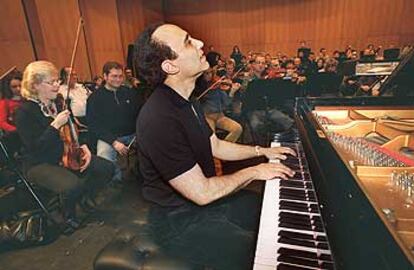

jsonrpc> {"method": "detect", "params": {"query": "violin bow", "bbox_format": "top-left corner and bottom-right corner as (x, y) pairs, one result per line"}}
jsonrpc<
(196, 62), (247, 101)
(64, 17), (83, 109)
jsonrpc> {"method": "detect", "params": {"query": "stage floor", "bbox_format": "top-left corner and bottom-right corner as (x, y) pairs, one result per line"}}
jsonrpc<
(0, 157), (264, 270)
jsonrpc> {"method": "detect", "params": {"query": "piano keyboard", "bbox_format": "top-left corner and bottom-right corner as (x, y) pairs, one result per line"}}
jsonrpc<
(253, 141), (335, 270)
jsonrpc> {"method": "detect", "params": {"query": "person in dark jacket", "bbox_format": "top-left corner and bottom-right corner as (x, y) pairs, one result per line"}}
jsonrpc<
(86, 61), (143, 182)
(15, 61), (114, 232)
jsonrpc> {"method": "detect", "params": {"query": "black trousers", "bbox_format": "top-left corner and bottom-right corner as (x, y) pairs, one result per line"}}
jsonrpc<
(27, 156), (114, 218)
(148, 190), (262, 270)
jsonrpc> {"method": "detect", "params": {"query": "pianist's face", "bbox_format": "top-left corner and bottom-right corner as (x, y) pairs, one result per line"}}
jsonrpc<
(152, 24), (209, 79)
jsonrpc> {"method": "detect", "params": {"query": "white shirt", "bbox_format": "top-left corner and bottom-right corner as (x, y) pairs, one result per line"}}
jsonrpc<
(58, 83), (91, 117)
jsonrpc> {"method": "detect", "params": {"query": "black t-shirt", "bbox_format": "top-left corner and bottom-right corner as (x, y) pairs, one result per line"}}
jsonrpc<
(136, 84), (215, 207)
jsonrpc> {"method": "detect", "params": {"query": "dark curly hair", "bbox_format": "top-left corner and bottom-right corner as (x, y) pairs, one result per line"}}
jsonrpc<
(134, 23), (178, 87)
(0, 71), (22, 99)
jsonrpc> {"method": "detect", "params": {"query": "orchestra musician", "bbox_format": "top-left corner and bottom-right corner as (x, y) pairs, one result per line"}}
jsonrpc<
(0, 70), (23, 154)
(135, 23), (295, 270)
(15, 61), (114, 232)
(200, 60), (243, 143)
(58, 66), (91, 126)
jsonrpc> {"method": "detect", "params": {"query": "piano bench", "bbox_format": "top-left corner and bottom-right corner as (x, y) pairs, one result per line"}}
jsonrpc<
(93, 224), (196, 270)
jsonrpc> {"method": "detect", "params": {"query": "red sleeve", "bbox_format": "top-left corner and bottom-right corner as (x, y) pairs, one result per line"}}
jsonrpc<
(0, 99), (16, 132)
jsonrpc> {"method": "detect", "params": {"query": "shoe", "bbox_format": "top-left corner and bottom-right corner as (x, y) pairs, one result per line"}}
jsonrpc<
(62, 218), (80, 235)
(79, 197), (97, 213)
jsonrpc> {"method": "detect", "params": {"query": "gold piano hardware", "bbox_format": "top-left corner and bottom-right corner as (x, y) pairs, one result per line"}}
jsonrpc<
(313, 107), (414, 262)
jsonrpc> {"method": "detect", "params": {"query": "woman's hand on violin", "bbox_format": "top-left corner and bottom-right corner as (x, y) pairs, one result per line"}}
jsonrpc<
(79, 144), (92, 172)
(112, 140), (129, 156)
(51, 110), (70, 129)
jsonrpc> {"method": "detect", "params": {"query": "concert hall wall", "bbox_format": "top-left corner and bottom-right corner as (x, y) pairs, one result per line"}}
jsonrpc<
(1, 0), (414, 79)
(164, 0), (414, 57)
(0, 0), (163, 80)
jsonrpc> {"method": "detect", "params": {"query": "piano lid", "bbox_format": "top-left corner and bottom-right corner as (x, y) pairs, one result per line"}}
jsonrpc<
(379, 46), (414, 97)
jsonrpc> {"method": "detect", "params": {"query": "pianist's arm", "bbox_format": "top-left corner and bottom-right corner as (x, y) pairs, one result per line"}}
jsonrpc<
(209, 134), (296, 161)
(170, 162), (294, 206)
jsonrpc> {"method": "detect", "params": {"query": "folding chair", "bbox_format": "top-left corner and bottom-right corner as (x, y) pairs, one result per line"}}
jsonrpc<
(0, 137), (57, 224)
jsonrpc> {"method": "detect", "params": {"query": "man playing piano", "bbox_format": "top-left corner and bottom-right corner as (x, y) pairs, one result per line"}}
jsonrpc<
(134, 23), (296, 270)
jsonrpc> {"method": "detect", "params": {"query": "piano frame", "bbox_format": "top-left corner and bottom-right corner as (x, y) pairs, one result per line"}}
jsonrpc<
(295, 96), (414, 270)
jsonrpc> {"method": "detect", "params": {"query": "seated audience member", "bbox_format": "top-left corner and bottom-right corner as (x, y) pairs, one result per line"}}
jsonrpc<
(0, 71), (23, 154)
(87, 61), (143, 182)
(206, 45), (221, 67)
(313, 58), (342, 97)
(297, 40), (311, 60)
(15, 61), (114, 232)
(319, 47), (329, 60)
(58, 67), (91, 126)
(230, 45), (243, 68)
(316, 58), (325, 72)
(134, 23), (295, 270)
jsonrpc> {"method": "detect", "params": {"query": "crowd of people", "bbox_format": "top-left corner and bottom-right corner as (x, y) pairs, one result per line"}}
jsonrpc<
(193, 41), (404, 144)
(0, 22), (405, 269)
(0, 61), (143, 233)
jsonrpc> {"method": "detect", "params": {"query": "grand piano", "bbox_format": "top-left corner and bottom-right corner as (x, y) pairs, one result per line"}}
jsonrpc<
(253, 47), (414, 270)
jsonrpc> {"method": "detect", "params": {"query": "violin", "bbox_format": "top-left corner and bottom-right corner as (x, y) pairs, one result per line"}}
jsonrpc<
(59, 18), (85, 171)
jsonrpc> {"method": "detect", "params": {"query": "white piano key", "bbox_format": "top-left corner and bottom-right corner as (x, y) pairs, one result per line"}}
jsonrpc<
(253, 141), (334, 270)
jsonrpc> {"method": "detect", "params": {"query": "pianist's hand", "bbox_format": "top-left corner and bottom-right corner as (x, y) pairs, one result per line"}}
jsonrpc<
(253, 163), (295, 180)
(261, 146), (296, 160)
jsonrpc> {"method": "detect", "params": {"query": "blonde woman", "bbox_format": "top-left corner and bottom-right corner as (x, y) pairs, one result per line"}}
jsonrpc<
(15, 61), (114, 233)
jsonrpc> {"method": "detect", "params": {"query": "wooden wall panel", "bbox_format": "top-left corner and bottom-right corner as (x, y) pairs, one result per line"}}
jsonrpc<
(28, 0), (91, 81)
(117, 0), (163, 58)
(0, 0), (34, 74)
(79, 0), (125, 77)
(2, 0), (413, 79)
(164, 0), (414, 57)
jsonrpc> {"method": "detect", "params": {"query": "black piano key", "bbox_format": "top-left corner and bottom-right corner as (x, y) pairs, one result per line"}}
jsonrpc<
(278, 236), (317, 249)
(280, 180), (313, 189)
(278, 247), (333, 262)
(280, 192), (317, 203)
(280, 180), (304, 188)
(279, 221), (312, 231)
(280, 211), (315, 221)
(280, 193), (311, 202)
(320, 254), (333, 262)
(280, 220), (324, 233)
(277, 254), (320, 268)
(278, 255), (334, 270)
(279, 230), (320, 242)
(317, 242), (330, 250)
(321, 261), (335, 270)
(280, 200), (319, 213)
(279, 215), (315, 227)
(280, 216), (312, 228)
(310, 204), (319, 212)
(281, 187), (315, 195)
(277, 263), (315, 270)
(278, 247), (317, 260)
(280, 215), (324, 231)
